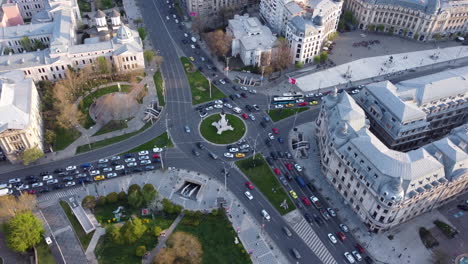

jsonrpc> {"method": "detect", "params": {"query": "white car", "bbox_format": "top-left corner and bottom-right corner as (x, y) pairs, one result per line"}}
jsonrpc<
(18, 184), (30, 190)
(340, 224), (349, 232)
(199, 112), (207, 118)
(172, 14), (176, 18)
(219, 79), (226, 85)
(352, 251), (362, 262)
(205, 106), (214, 111)
(224, 153), (234, 158)
(107, 172), (117, 178)
(127, 162), (137, 167)
(214, 104), (223, 109)
(268, 133), (274, 140)
(232, 107), (241, 113)
(315, 92), (323, 97)
(240, 86), (248, 91)
(249, 89), (257, 94)
(240, 144), (250, 149)
(249, 114), (256, 121)
(8, 178), (21, 184)
(139, 155), (150, 160)
(244, 191), (253, 200)
(224, 103), (233, 109)
(42, 175), (53, 181)
(110, 156), (121, 161)
(32, 182), (43, 188)
(140, 160), (151, 165)
(66, 165), (76, 171)
(90, 170), (100, 176)
(166, 16), (170, 20)
(261, 209), (271, 221)
(191, 44), (195, 49)
(294, 164), (303, 172)
(344, 252), (356, 264)
(184, 33), (188, 37)
(296, 98), (304, 103)
(65, 181), (75, 187)
(153, 148), (163, 153)
(125, 158), (136, 163)
(46, 179), (58, 185)
(229, 147), (239, 153)
(351, 89), (360, 94)
(98, 158), (108, 164)
(138, 150), (149, 156)
(328, 233), (337, 244)
(214, 100), (223, 105)
(103, 167), (113, 173)
(200, 57), (205, 61)
(115, 165), (125, 170)
(45, 237), (52, 245)
(274, 104), (284, 109)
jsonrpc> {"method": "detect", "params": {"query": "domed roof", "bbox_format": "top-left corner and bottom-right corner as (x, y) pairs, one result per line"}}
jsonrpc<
(96, 9), (106, 19)
(379, 177), (404, 203)
(116, 25), (133, 40)
(111, 9), (120, 17)
(313, 15), (323, 26)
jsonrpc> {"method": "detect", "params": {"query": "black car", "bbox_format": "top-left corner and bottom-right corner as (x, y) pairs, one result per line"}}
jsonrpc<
(304, 213), (313, 223)
(206, 102), (216, 107)
(198, 66), (203, 72)
(197, 142), (205, 150)
(144, 166), (155, 171)
(124, 153), (134, 158)
(265, 139), (272, 147)
(314, 215), (324, 226)
(270, 152), (278, 160)
(277, 151), (284, 158)
(192, 149), (200, 156)
(240, 92), (247, 98)
(260, 121), (267, 128)
(457, 204), (468, 211)
(58, 171), (69, 177)
(53, 184), (65, 190)
(285, 173), (293, 181)
(182, 39), (188, 44)
(229, 94), (236, 100)
(54, 168), (65, 173)
(222, 97), (228, 103)
(265, 157), (274, 165)
(307, 182), (316, 192)
(245, 104), (253, 111)
(364, 256), (374, 264)
(232, 85), (238, 91)
(97, 163), (108, 168)
(39, 187), (50, 193)
(78, 177), (92, 184)
(132, 167), (144, 173)
(111, 161), (120, 166)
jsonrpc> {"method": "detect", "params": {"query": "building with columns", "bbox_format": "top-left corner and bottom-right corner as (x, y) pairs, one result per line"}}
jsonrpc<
(345, 0), (468, 41)
(315, 78), (468, 233)
(0, 70), (43, 163)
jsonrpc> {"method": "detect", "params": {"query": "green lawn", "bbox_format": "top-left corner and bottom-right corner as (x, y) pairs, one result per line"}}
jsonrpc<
(200, 114), (246, 144)
(122, 132), (173, 154)
(78, 0), (91, 12)
(180, 57), (225, 105)
(93, 120), (129, 136)
(78, 84), (131, 129)
(53, 126), (81, 151)
(95, 0), (114, 9)
(36, 240), (55, 264)
(153, 71), (165, 106)
(236, 155), (295, 215)
(59, 201), (95, 251)
(76, 122), (151, 154)
(175, 212), (251, 264)
(268, 107), (309, 122)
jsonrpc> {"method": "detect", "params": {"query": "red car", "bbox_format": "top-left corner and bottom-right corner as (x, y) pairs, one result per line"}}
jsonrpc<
(245, 181), (254, 190)
(152, 154), (161, 159)
(272, 128), (279, 134)
(355, 243), (365, 254)
(301, 196), (311, 206)
(242, 113), (249, 119)
(273, 168), (281, 175)
(298, 102), (308, 106)
(337, 232), (346, 241)
(26, 189), (37, 194)
(285, 163), (293, 171)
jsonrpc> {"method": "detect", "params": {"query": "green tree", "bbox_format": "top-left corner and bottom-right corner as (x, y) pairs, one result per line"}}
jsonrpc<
(95, 57), (111, 74)
(319, 51), (328, 63)
(162, 198), (175, 214)
(44, 129), (56, 145)
(295, 62), (304, 69)
(367, 24), (375, 32)
(142, 184), (157, 205)
(138, 27), (147, 40)
(377, 24), (385, 32)
(432, 33), (442, 40)
(96, 196), (107, 206)
(21, 147), (44, 165)
(81, 195), (96, 209)
(128, 184), (141, 194)
(414, 33), (420, 40)
(313, 56), (320, 64)
(106, 192), (119, 204)
(136, 245), (146, 257)
(121, 217), (147, 244)
(153, 226), (162, 237)
(118, 191), (127, 202)
(106, 224), (123, 244)
(128, 190), (144, 209)
(327, 32), (338, 41)
(20, 36), (33, 52)
(144, 50), (155, 64)
(6, 212), (44, 252)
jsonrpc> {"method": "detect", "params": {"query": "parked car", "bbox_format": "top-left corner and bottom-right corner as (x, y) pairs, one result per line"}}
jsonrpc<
(244, 191), (253, 200)
(344, 252), (356, 264)
(328, 233), (337, 244)
(337, 231), (346, 241)
(138, 150), (149, 156)
(245, 182), (254, 190)
(273, 168), (281, 175)
(94, 175), (105, 181)
(340, 224), (349, 232)
(261, 209), (271, 221)
(66, 165), (77, 171)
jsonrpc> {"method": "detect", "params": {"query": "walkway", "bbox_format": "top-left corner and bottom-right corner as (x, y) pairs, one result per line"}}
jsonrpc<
(85, 227), (106, 264)
(143, 213), (184, 264)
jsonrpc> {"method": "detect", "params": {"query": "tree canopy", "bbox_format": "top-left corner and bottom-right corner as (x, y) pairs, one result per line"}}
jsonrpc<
(6, 212), (44, 252)
(21, 147), (44, 165)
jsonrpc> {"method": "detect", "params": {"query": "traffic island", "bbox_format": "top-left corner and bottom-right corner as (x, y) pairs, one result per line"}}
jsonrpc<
(199, 113), (246, 144)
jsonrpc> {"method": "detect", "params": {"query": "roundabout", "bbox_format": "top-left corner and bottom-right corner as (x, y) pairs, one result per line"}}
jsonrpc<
(199, 113), (246, 144)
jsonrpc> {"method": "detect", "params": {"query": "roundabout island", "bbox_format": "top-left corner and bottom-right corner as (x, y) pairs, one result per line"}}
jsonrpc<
(199, 113), (246, 144)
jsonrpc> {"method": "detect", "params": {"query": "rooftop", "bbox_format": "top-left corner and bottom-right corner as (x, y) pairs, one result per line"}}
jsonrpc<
(228, 14), (276, 51)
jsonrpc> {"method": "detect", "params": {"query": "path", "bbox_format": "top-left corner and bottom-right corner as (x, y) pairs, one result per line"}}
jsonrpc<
(85, 227), (106, 264)
(144, 213), (184, 264)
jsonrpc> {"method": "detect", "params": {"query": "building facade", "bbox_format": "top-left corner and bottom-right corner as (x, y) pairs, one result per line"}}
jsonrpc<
(227, 14), (276, 66)
(315, 88), (468, 233)
(9, 0), (48, 19)
(185, 0), (248, 24)
(0, 70), (43, 163)
(355, 68), (468, 152)
(345, 0), (468, 41)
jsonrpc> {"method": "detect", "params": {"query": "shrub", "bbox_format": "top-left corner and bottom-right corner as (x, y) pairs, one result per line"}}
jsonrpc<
(434, 220), (458, 238)
(106, 192), (119, 203)
(96, 196), (107, 206)
(118, 191), (127, 202)
(128, 184), (141, 194)
(419, 227), (439, 249)
(136, 245), (146, 257)
(82, 195), (96, 209)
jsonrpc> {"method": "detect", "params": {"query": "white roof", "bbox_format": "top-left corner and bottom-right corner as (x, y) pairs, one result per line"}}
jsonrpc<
(228, 14), (276, 51)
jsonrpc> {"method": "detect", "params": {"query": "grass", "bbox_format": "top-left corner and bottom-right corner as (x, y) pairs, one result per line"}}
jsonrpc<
(36, 240), (55, 264)
(53, 126), (81, 151)
(268, 107), (309, 122)
(93, 120), (129, 136)
(175, 212), (252, 264)
(122, 132), (173, 154)
(199, 114), (246, 144)
(419, 227), (439, 249)
(78, 0), (91, 12)
(236, 155), (295, 215)
(434, 220), (458, 238)
(95, 0), (114, 10)
(180, 57), (225, 105)
(153, 71), (165, 106)
(59, 201), (95, 251)
(78, 84), (131, 129)
(76, 122), (151, 153)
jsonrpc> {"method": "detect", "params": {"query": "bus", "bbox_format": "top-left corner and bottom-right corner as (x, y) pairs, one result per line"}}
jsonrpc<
(272, 97), (296, 105)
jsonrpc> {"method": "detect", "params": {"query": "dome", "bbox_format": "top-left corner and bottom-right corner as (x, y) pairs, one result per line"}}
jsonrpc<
(313, 15), (323, 26)
(379, 177), (404, 203)
(111, 9), (120, 17)
(95, 9), (106, 19)
(116, 25), (133, 40)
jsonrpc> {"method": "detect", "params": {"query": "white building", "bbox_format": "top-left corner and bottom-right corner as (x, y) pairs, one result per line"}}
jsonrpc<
(0, 70), (43, 163)
(227, 14), (277, 66)
(9, 0), (47, 19)
(346, 0), (468, 41)
(260, 0), (292, 34)
(315, 86), (468, 233)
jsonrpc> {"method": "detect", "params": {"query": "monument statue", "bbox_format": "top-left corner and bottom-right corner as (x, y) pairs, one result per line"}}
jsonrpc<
(212, 113), (234, 135)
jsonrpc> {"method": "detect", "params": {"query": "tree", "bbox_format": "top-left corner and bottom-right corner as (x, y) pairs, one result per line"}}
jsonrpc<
(106, 224), (123, 244)
(319, 51), (328, 63)
(153, 232), (202, 264)
(327, 32), (338, 41)
(153, 226), (162, 237)
(432, 33), (442, 40)
(44, 129), (56, 145)
(142, 184), (157, 205)
(128, 190), (144, 209)
(414, 33), (420, 40)
(205, 30), (232, 58)
(21, 147), (44, 165)
(377, 24), (385, 32)
(106, 192), (119, 203)
(128, 184), (141, 194)
(271, 37), (291, 73)
(81, 195), (96, 209)
(162, 198), (175, 214)
(295, 62), (304, 69)
(118, 191), (127, 202)
(138, 27), (147, 40)
(367, 24), (375, 32)
(20, 36), (33, 52)
(121, 217), (147, 244)
(136, 245), (146, 257)
(191, 16), (206, 35)
(96, 196), (107, 206)
(95, 57), (112, 75)
(6, 212), (44, 252)
(0, 194), (37, 220)
(134, 18), (143, 26)
(144, 50), (155, 64)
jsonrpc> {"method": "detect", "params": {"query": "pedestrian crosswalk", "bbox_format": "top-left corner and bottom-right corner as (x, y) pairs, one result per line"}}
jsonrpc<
(37, 187), (83, 205)
(292, 219), (337, 264)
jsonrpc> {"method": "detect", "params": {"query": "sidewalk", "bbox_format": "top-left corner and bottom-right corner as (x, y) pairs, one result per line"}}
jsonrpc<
(85, 227), (106, 264)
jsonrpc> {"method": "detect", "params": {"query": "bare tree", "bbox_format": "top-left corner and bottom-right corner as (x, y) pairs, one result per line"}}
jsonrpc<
(271, 37), (292, 74)
(0, 194), (37, 220)
(153, 231), (202, 264)
(191, 16), (206, 36)
(206, 29), (232, 58)
(53, 82), (84, 128)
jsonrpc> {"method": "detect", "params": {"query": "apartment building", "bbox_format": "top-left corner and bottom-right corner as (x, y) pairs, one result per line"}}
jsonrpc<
(185, 0), (248, 24)
(315, 88), (468, 233)
(0, 70), (43, 163)
(9, 0), (47, 19)
(345, 0), (468, 41)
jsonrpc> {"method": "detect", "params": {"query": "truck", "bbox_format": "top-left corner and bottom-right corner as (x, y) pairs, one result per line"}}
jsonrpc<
(295, 176), (306, 187)
(191, 37), (197, 43)
(310, 196), (322, 209)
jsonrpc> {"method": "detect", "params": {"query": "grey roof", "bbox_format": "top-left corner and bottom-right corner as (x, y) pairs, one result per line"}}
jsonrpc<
(284, 1), (303, 15)
(361, 0), (440, 14)
(228, 15), (276, 51)
(0, 22), (54, 39)
(111, 9), (120, 17)
(96, 9), (106, 18)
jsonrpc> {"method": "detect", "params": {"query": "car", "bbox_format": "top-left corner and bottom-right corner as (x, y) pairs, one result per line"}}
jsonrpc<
(240, 92), (247, 98)
(285, 103), (294, 108)
(184, 126), (191, 133)
(8, 178), (21, 184)
(344, 252), (356, 264)
(213, 104), (223, 109)
(298, 102), (308, 106)
(296, 98), (304, 103)
(45, 236), (53, 245)
(125, 158), (136, 163)
(301, 196), (311, 206)
(351, 89), (360, 94)
(261, 209), (271, 221)
(337, 231), (346, 241)
(285, 163), (293, 171)
(94, 175), (105, 181)
(138, 150), (149, 156)
(107, 172), (117, 178)
(123, 153), (134, 158)
(224, 153), (234, 158)
(283, 226), (292, 237)
(279, 176), (288, 186)
(314, 215), (324, 226)
(103, 167), (113, 173)
(285, 152), (292, 158)
(340, 224), (349, 232)
(265, 157), (274, 165)
(304, 213), (313, 223)
(46, 179), (58, 185)
(189, 56), (195, 61)
(244, 191), (253, 200)
(42, 175), (53, 181)
(18, 184), (30, 190)
(320, 209), (331, 220)
(248, 114), (256, 120)
(97, 164), (108, 169)
(232, 107), (241, 113)
(224, 103), (233, 109)
(260, 121), (267, 128)
(144, 166), (155, 171)
(198, 111), (207, 118)
(289, 190), (298, 199)
(209, 152), (218, 160)
(197, 142), (205, 150)
(294, 164), (303, 172)
(364, 256), (374, 264)
(140, 160), (151, 165)
(153, 147), (163, 153)
(268, 133), (274, 140)
(66, 165), (77, 171)
(200, 57), (205, 62)
(32, 182), (44, 188)
(219, 79), (226, 85)
(272, 128), (279, 134)
(115, 165), (125, 170)
(139, 155), (149, 160)
(277, 137), (284, 143)
(127, 162), (137, 167)
(252, 104), (260, 111)
(241, 113), (248, 119)
(89, 170), (100, 176)
(62, 176), (74, 181)
(77, 177), (92, 184)
(39, 187), (50, 193)
(65, 181), (76, 187)
(458, 204), (468, 211)
(315, 92), (323, 97)
(235, 153), (245, 158)
(98, 158), (108, 164)
(265, 139), (272, 147)
(273, 168), (280, 175)
(190, 44), (195, 49)
(271, 151), (278, 160)
(310, 100), (319, 105)
(54, 168), (65, 173)
(355, 243), (365, 254)
(328, 233), (337, 244)
(234, 93), (241, 99)
(75, 173), (87, 179)
(327, 208), (337, 217)
(192, 149), (200, 156)
(152, 154), (161, 159)
(240, 86), (248, 91)
(291, 248), (301, 259)
(249, 89), (257, 94)
(274, 104), (284, 109)
(245, 104), (253, 111)
(245, 181), (254, 189)
(229, 147), (239, 153)
(166, 16), (170, 20)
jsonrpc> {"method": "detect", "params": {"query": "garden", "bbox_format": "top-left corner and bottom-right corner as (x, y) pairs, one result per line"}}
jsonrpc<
(199, 114), (246, 144)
